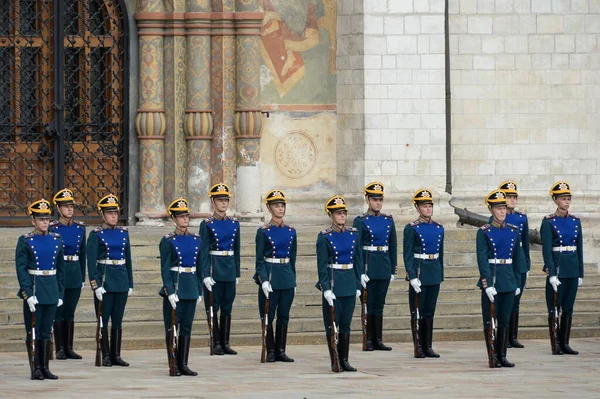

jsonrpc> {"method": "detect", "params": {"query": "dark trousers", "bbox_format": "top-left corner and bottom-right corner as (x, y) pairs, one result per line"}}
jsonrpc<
(204, 281), (236, 317)
(162, 297), (197, 336)
(409, 284), (440, 319)
(545, 277), (578, 317)
(512, 272), (527, 312)
(322, 295), (355, 336)
(23, 303), (57, 340)
(94, 292), (128, 329)
(481, 291), (514, 329)
(258, 287), (295, 326)
(55, 288), (81, 322)
(365, 279), (390, 315)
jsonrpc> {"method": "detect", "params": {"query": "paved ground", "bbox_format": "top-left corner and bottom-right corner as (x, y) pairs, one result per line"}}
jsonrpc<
(1, 338), (599, 398)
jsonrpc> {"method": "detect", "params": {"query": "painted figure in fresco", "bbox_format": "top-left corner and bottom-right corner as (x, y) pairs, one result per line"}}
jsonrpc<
(404, 189), (444, 359)
(16, 199), (64, 380)
(49, 188), (86, 360)
(353, 182), (396, 352)
(254, 189), (297, 363)
(541, 181), (584, 356)
(160, 198), (203, 376)
(88, 194), (134, 367)
(200, 183), (241, 355)
(316, 195), (363, 372)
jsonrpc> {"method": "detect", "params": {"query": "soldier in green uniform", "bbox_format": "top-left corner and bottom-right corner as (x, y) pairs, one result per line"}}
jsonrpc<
(353, 182), (396, 351)
(403, 189), (444, 358)
(477, 189), (522, 368)
(254, 189), (297, 362)
(49, 188), (86, 360)
(16, 199), (65, 380)
(317, 195), (363, 372)
(200, 183), (241, 355)
(160, 198), (202, 376)
(541, 181), (583, 355)
(87, 194), (133, 367)
(496, 181), (530, 348)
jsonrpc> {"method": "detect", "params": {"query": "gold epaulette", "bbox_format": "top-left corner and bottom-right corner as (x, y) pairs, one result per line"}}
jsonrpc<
(480, 224), (491, 231)
(409, 220), (420, 227)
(92, 226), (104, 233)
(118, 226), (128, 231)
(321, 227), (332, 234)
(49, 220), (59, 227)
(22, 232), (34, 239)
(507, 223), (519, 230)
(164, 232), (176, 239)
(544, 214), (555, 219)
(74, 220), (86, 226)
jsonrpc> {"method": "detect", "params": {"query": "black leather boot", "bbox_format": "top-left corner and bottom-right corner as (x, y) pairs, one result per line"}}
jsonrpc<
(559, 315), (579, 355)
(212, 315), (225, 355)
(364, 314), (374, 351)
(483, 329), (501, 368)
(275, 324), (294, 362)
(100, 328), (112, 366)
(177, 336), (197, 376)
(411, 318), (425, 358)
(220, 315), (237, 355)
(373, 315), (392, 351)
(30, 340), (44, 380)
(496, 327), (515, 367)
(165, 334), (180, 376)
(338, 333), (357, 372)
(266, 324), (276, 362)
(53, 322), (66, 360)
(64, 321), (82, 359)
(110, 329), (129, 366)
(41, 339), (59, 379)
(423, 318), (440, 358)
(508, 312), (524, 348)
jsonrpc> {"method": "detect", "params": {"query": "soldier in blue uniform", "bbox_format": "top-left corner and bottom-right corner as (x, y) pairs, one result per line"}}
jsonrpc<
(497, 181), (530, 348)
(403, 189), (444, 358)
(541, 181), (583, 355)
(87, 194), (133, 367)
(316, 195), (363, 372)
(254, 189), (297, 363)
(200, 183), (241, 355)
(353, 182), (396, 351)
(160, 198), (202, 376)
(16, 199), (65, 380)
(477, 189), (522, 368)
(49, 188), (86, 360)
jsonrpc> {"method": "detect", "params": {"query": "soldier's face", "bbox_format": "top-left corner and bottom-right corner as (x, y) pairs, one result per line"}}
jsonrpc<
(331, 210), (347, 226)
(174, 214), (190, 229)
(491, 205), (507, 222)
(367, 197), (383, 212)
(269, 202), (286, 218)
(417, 203), (433, 218)
(554, 195), (571, 211)
(102, 210), (119, 226)
(59, 204), (74, 218)
(32, 216), (50, 232)
(506, 194), (518, 209)
(212, 197), (229, 213)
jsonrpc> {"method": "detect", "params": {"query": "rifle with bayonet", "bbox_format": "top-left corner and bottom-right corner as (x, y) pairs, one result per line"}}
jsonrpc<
(487, 267), (497, 368)
(361, 253), (368, 351)
(95, 263), (106, 367)
(168, 266), (180, 376)
(28, 277), (37, 379)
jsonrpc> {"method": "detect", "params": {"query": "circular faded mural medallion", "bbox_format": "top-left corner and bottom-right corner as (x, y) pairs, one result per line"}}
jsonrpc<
(275, 130), (317, 179)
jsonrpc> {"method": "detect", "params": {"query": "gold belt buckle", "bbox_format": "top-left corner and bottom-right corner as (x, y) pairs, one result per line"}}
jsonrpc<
(428, 254), (435, 260)
(66, 255), (73, 261)
(499, 259), (506, 264)
(112, 260), (119, 265)
(341, 264), (349, 270)
(279, 259), (286, 264)
(43, 270), (49, 275)
(377, 246), (383, 251)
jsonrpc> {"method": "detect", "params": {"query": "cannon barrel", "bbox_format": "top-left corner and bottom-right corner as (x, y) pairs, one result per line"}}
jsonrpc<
(452, 205), (541, 245)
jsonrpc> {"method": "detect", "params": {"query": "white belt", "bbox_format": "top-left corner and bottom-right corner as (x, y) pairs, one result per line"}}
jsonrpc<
(489, 258), (512, 265)
(28, 269), (57, 276)
(414, 253), (439, 260)
(328, 263), (353, 270)
(552, 246), (576, 252)
(64, 255), (79, 261)
(170, 266), (196, 273)
(98, 259), (126, 265)
(265, 257), (290, 264)
(363, 245), (389, 252)
(210, 250), (234, 256)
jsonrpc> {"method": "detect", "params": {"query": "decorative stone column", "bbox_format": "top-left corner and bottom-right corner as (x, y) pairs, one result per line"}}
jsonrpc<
(184, 6), (213, 217)
(234, 0), (263, 221)
(135, 0), (167, 225)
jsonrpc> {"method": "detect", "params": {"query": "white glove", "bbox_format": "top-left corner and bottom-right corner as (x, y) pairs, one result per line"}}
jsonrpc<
(578, 277), (583, 287)
(95, 287), (106, 301)
(515, 288), (521, 296)
(57, 299), (63, 307)
(360, 274), (370, 289)
(236, 278), (239, 285)
(197, 296), (202, 305)
(168, 293), (179, 309)
(356, 289), (361, 298)
(26, 296), (38, 312)
(410, 278), (422, 294)
(261, 281), (273, 299)
(81, 282), (85, 290)
(203, 277), (215, 292)
(294, 287), (297, 294)
(323, 290), (336, 307)
(128, 288), (133, 296)
(390, 274), (395, 282)
(526, 271), (529, 279)
(485, 287), (497, 303)
(549, 276), (561, 292)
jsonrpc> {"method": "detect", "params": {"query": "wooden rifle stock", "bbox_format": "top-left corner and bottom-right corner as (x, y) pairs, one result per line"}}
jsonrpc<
(330, 305), (340, 373)
(168, 306), (177, 376)
(413, 292), (421, 357)
(207, 291), (214, 355)
(488, 301), (496, 368)
(260, 297), (270, 363)
(361, 288), (368, 351)
(29, 310), (36, 379)
(95, 300), (103, 367)
(49, 326), (54, 360)
(551, 290), (560, 354)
